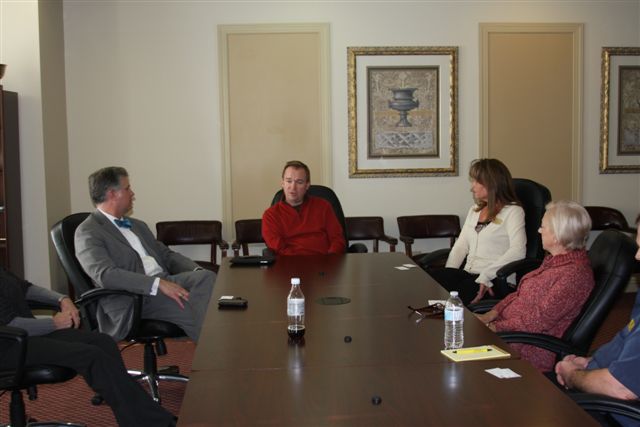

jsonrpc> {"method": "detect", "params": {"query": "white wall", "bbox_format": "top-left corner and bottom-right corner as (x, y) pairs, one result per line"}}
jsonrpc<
(3, 1), (640, 283)
(0, 0), (51, 287)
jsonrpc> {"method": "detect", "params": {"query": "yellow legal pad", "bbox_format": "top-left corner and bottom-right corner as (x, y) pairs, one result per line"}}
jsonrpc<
(440, 345), (511, 362)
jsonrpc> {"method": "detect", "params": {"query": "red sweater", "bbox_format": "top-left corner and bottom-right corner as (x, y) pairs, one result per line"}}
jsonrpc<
(262, 196), (346, 256)
(493, 249), (594, 372)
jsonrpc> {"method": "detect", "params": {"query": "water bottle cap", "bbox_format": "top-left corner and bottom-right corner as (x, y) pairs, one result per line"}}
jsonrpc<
(450, 291), (458, 297)
(291, 277), (301, 285)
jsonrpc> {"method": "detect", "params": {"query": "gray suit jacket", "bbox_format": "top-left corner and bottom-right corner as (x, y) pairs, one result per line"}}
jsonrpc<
(74, 210), (199, 339)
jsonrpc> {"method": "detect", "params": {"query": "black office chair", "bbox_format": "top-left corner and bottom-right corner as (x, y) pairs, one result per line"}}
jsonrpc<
(418, 178), (551, 296)
(231, 219), (265, 256)
(1, 312), (84, 427)
(156, 220), (229, 273)
(270, 185), (367, 253)
(345, 216), (398, 253)
(492, 229), (637, 360)
(570, 392), (640, 426)
(50, 212), (188, 404)
(586, 206), (636, 234)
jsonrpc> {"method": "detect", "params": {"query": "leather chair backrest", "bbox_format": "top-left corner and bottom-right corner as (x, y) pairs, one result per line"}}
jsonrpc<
(585, 206), (632, 231)
(345, 216), (386, 240)
(156, 220), (224, 265)
(512, 178), (552, 260)
(271, 185), (349, 251)
(234, 219), (265, 256)
(50, 212), (95, 296)
(156, 220), (224, 245)
(562, 229), (637, 354)
(396, 215), (460, 240)
(235, 219), (264, 245)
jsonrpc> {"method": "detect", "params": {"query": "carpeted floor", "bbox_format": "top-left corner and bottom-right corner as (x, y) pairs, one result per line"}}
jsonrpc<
(0, 339), (195, 426)
(1, 290), (636, 426)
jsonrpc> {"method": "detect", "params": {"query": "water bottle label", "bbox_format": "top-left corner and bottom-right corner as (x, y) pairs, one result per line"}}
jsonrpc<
(444, 308), (463, 321)
(287, 298), (304, 316)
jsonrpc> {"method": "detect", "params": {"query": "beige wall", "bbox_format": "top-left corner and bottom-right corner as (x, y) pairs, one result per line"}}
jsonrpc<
(1, 1), (639, 285)
(38, 0), (71, 293)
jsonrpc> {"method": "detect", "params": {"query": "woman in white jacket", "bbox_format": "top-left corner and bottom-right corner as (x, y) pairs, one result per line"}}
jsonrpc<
(429, 158), (526, 305)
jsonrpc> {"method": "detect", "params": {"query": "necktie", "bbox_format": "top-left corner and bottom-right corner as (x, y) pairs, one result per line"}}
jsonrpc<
(114, 218), (132, 229)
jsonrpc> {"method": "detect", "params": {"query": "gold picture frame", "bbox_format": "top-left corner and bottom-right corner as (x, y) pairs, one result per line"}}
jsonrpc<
(348, 46), (458, 177)
(600, 46), (640, 173)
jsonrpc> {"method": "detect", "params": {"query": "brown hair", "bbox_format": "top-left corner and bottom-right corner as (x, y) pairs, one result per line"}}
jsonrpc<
(281, 160), (310, 182)
(469, 158), (519, 221)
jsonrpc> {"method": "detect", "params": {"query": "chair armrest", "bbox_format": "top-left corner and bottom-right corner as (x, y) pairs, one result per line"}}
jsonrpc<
(27, 301), (60, 311)
(348, 243), (368, 253)
(218, 239), (230, 251)
(495, 257), (543, 283)
(398, 235), (414, 245)
(0, 325), (28, 387)
(468, 299), (499, 313)
(75, 288), (143, 336)
(570, 392), (640, 420)
(380, 235), (399, 246)
(414, 248), (451, 269)
(497, 331), (583, 357)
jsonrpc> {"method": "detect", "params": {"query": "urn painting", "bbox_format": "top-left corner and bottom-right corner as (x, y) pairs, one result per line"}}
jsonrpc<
(367, 67), (439, 158)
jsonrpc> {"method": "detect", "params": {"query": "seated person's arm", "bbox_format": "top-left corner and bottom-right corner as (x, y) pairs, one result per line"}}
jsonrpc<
(325, 209), (346, 254)
(2, 285), (79, 336)
(476, 206), (526, 286)
(25, 283), (65, 306)
(445, 207), (475, 269)
(262, 209), (287, 254)
(75, 230), (156, 294)
(556, 356), (638, 400)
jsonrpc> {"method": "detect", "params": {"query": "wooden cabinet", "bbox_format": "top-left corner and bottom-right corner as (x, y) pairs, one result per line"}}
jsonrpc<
(0, 85), (23, 277)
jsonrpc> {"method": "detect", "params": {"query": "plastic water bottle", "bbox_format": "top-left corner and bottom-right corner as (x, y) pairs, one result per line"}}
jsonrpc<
(287, 277), (305, 340)
(444, 291), (464, 349)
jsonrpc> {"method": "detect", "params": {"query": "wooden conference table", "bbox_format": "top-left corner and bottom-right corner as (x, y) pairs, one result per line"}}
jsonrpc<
(178, 252), (597, 426)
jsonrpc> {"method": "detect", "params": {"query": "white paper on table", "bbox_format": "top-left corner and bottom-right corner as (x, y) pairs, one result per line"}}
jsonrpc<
(428, 300), (447, 306)
(485, 368), (521, 379)
(395, 266), (409, 270)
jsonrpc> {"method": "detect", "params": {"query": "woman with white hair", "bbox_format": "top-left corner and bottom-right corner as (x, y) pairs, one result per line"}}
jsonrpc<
(476, 200), (595, 372)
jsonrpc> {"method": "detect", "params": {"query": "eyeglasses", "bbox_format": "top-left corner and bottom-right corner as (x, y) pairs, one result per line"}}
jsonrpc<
(407, 303), (444, 318)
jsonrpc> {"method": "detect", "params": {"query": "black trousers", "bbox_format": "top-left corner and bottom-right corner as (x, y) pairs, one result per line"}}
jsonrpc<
(427, 267), (506, 305)
(2, 328), (174, 427)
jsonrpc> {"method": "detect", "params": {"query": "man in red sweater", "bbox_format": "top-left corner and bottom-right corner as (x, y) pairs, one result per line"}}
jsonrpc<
(262, 160), (346, 255)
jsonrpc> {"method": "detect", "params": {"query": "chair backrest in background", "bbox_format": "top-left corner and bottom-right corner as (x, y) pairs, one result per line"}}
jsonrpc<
(396, 214), (460, 257)
(562, 229), (637, 355)
(50, 212), (94, 296)
(156, 220), (227, 271)
(345, 216), (397, 252)
(512, 178), (552, 260)
(233, 219), (264, 256)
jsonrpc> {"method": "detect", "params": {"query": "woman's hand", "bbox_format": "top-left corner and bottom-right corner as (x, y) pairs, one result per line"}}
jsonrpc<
(59, 296), (81, 328)
(470, 283), (495, 305)
(475, 309), (498, 324)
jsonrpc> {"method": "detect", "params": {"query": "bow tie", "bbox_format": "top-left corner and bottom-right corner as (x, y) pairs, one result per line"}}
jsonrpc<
(114, 218), (132, 229)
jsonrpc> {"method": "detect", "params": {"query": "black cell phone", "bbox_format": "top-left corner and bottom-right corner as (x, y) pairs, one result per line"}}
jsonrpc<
(217, 296), (248, 308)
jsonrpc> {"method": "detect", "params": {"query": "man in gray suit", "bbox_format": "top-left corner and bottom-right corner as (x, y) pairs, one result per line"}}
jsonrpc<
(75, 166), (214, 342)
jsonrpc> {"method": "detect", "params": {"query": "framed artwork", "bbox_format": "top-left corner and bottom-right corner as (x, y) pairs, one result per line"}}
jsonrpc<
(348, 46), (458, 177)
(600, 46), (640, 173)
